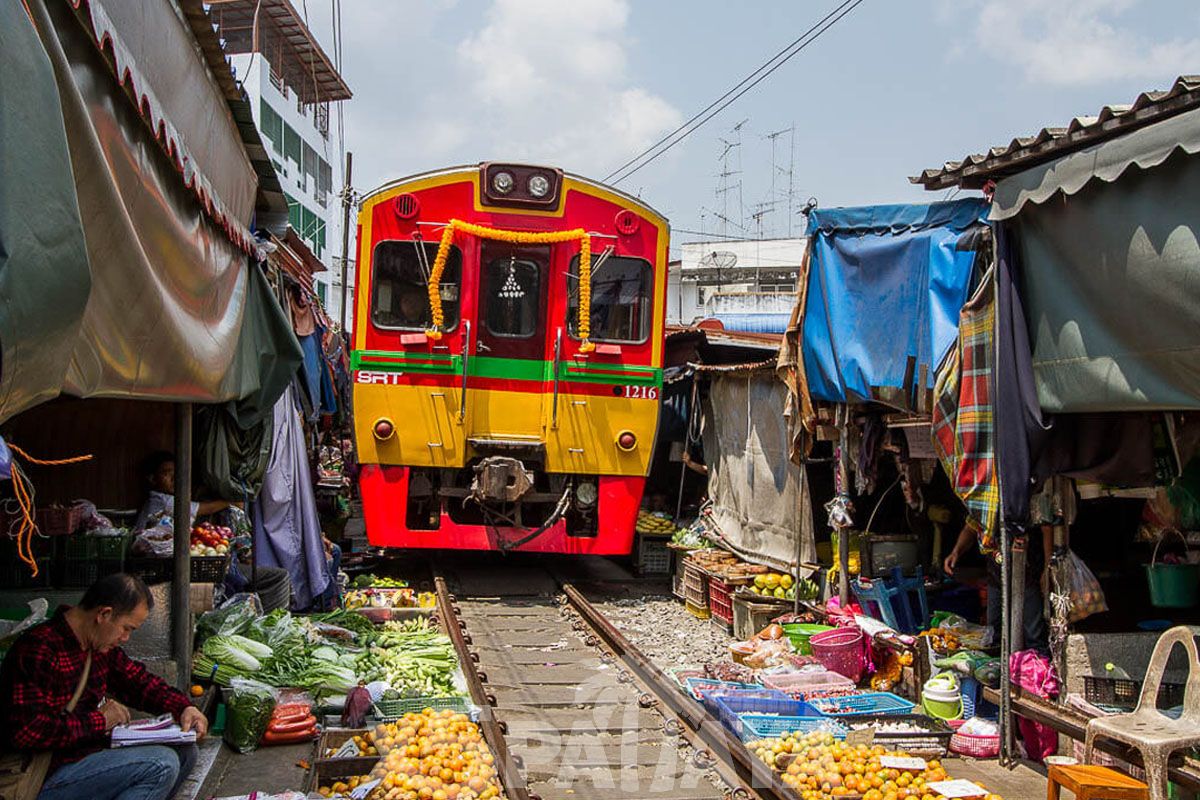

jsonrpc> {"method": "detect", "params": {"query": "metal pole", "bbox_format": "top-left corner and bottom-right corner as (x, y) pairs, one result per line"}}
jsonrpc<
(338, 151), (354, 331)
(172, 403), (193, 691)
(837, 422), (850, 607)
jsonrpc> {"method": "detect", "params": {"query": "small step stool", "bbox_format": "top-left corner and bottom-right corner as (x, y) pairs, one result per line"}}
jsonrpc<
(851, 566), (929, 633)
(1047, 764), (1149, 800)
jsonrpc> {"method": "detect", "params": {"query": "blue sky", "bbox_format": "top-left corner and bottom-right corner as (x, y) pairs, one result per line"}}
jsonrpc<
(308, 0), (1198, 252)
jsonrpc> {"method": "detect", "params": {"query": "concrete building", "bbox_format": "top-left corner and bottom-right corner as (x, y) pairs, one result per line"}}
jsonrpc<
(210, 0), (352, 317)
(667, 237), (807, 331)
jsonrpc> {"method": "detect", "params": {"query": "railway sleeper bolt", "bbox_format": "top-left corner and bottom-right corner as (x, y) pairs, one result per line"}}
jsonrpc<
(452, 605), (462, 615)
(470, 652), (480, 663)
(486, 693), (497, 706)
(572, 620), (585, 631)
(663, 719), (683, 737)
(477, 671), (488, 683)
(730, 788), (752, 800)
(463, 634), (473, 645)
(511, 754), (525, 769)
(498, 721), (508, 735)
(637, 692), (658, 708)
(599, 652), (615, 664)
(458, 620), (468, 631)
(584, 634), (599, 647)
(693, 749), (715, 769)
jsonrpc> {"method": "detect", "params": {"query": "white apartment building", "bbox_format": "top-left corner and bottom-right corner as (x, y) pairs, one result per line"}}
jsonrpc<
(211, 0), (352, 318)
(667, 237), (807, 330)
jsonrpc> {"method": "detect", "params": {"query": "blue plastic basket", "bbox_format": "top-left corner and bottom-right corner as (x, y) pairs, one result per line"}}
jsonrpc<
(684, 677), (761, 708)
(739, 714), (849, 742)
(960, 675), (979, 719)
(711, 690), (805, 732)
(807, 692), (915, 717)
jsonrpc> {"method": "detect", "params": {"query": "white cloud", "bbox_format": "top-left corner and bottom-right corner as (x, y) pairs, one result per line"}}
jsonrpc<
(453, 0), (681, 174)
(965, 0), (1198, 86)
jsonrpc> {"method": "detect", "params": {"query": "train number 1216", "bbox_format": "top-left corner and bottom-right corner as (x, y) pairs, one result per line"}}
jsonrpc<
(623, 385), (659, 400)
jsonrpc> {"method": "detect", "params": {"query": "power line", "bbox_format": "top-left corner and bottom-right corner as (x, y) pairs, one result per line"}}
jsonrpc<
(605, 0), (864, 185)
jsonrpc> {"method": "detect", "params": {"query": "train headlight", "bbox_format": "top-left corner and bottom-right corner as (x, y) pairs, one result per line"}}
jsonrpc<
(373, 418), (396, 441)
(492, 171), (515, 194)
(575, 481), (598, 508)
(528, 174), (551, 198)
(616, 431), (637, 452)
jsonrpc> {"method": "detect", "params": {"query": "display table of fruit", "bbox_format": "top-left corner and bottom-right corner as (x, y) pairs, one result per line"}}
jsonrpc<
(189, 522), (231, 558)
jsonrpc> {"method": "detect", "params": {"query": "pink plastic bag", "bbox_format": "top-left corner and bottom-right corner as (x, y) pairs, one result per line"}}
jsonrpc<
(1010, 649), (1060, 762)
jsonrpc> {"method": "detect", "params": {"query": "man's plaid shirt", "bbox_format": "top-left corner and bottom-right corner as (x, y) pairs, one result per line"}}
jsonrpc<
(0, 608), (191, 768)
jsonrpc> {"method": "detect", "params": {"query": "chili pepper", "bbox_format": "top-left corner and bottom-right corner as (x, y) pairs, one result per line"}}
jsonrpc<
(268, 714), (317, 734)
(261, 726), (317, 745)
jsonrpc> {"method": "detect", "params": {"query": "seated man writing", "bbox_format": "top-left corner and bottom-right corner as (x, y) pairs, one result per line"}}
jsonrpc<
(136, 452), (292, 612)
(0, 573), (207, 800)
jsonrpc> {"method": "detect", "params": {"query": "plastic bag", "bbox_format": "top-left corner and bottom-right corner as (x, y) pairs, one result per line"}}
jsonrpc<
(0, 599), (48, 655)
(224, 678), (277, 754)
(131, 525), (174, 558)
(1057, 549), (1106, 623)
(196, 593), (263, 644)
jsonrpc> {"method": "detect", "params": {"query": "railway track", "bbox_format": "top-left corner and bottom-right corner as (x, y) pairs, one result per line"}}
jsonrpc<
(432, 563), (796, 800)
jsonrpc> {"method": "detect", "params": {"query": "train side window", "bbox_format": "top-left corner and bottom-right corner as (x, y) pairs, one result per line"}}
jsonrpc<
(484, 258), (541, 338)
(566, 255), (653, 344)
(371, 241), (462, 331)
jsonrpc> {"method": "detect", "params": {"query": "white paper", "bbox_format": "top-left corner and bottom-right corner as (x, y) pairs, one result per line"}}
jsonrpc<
(111, 714), (196, 748)
(349, 778), (381, 799)
(880, 755), (927, 771)
(845, 728), (876, 746)
(334, 739), (361, 758)
(926, 779), (988, 798)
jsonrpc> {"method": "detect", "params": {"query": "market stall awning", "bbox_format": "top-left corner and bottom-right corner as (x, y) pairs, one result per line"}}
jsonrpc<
(800, 199), (989, 408)
(998, 110), (1200, 413)
(0, 0), (301, 426)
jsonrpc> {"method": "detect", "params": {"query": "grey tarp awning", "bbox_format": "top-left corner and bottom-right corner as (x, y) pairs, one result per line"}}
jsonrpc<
(0, 2), (92, 421)
(702, 369), (816, 571)
(995, 107), (1200, 413)
(0, 0), (301, 425)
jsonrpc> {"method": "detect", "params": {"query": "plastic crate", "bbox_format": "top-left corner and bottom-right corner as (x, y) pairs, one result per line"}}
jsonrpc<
(708, 575), (736, 624)
(763, 670), (856, 700)
(684, 677), (761, 705)
(685, 599), (710, 620)
(0, 538), (52, 588)
(670, 545), (691, 600)
(807, 692), (915, 717)
(36, 505), (84, 537)
(740, 714), (848, 743)
(683, 562), (709, 611)
(844, 714), (953, 757)
(1084, 674), (1185, 710)
(95, 534), (131, 560)
(372, 696), (470, 721)
(711, 690), (807, 732)
(191, 556), (227, 583)
(634, 533), (672, 575)
(733, 595), (781, 640)
(59, 558), (125, 588)
(125, 557), (171, 585)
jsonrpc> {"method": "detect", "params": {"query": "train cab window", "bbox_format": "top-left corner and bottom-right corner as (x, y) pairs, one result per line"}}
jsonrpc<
(567, 255), (653, 344)
(371, 241), (462, 330)
(483, 257), (541, 338)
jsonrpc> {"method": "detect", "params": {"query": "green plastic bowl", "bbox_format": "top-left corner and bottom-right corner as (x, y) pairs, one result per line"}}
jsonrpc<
(782, 623), (834, 655)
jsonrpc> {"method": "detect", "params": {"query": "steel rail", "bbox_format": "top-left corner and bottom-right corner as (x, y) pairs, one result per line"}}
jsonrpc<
(433, 575), (534, 800)
(560, 583), (793, 800)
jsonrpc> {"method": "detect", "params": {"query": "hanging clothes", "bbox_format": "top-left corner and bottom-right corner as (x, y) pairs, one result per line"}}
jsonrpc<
(291, 288), (317, 337)
(932, 274), (1000, 552)
(298, 333), (323, 419)
(252, 384), (329, 609)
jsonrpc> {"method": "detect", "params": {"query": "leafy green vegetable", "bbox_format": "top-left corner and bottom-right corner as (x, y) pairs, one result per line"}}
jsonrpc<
(227, 634), (272, 661)
(202, 635), (262, 672)
(224, 680), (275, 753)
(311, 646), (339, 663)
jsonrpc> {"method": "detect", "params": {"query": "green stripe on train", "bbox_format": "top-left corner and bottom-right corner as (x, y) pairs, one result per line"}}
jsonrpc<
(353, 351), (662, 386)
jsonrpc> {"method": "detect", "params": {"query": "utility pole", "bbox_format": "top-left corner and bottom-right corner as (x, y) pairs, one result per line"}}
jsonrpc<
(338, 151), (354, 332)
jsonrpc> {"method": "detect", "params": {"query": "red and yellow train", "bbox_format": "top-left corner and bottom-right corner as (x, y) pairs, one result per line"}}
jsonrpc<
(351, 163), (668, 554)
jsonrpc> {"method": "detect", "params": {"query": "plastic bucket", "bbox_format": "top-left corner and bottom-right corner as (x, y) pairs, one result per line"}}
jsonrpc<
(1145, 531), (1200, 609)
(921, 673), (963, 722)
(783, 623), (834, 655)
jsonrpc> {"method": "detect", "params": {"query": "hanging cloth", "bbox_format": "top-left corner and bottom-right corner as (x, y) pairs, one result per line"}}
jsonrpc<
(291, 289), (317, 337)
(252, 384), (329, 609)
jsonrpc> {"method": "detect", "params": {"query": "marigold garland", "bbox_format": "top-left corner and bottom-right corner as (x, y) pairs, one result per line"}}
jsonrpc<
(426, 219), (595, 352)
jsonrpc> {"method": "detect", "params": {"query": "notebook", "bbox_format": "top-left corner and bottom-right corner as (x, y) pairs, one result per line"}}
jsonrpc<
(110, 714), (197, 748)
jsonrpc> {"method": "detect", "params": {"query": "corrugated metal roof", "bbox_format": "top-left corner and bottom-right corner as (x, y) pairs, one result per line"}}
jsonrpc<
(912, 75), (1200, 191)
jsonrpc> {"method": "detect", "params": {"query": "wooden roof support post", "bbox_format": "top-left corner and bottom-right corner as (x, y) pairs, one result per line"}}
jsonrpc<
(172, 403), (193, 691)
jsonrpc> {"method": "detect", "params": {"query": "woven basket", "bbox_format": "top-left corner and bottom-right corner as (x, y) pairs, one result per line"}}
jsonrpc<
(810, 626), (866, 682)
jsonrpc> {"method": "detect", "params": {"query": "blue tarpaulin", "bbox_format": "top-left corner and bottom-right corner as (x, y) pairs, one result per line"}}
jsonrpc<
(802, 199), (989, 405)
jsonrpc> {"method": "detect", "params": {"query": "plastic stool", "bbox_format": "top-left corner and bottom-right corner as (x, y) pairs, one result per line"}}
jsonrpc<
(851, 566), (929, 633)
(1047, 764), (1149, 800)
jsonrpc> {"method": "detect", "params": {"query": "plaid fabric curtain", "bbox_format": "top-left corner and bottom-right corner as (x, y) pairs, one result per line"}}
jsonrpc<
(932, 276), (1000, 552)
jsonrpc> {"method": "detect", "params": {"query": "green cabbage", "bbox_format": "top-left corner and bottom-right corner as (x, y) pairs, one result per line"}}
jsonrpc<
(202, 635), (262, 672)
